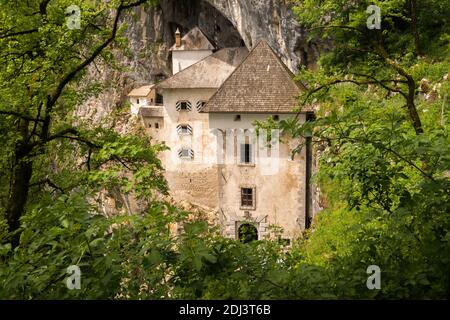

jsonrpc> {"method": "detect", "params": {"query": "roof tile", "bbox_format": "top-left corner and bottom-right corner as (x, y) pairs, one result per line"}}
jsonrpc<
(202, 41), (311, 113)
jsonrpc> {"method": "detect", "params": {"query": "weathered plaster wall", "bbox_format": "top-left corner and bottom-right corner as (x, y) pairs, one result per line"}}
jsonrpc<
(210, 113), (307, 239)
(172, 50), (213, 74)
(141, 87), (309, 240)
(209, 113), (292, 128)
(158, 88), (221, 209)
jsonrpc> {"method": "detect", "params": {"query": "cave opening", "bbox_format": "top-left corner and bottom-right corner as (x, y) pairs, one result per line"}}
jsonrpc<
(161, 0), (245, 50)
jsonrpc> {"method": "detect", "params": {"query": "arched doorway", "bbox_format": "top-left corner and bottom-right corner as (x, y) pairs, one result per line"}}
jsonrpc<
(238, 223), (258, 243)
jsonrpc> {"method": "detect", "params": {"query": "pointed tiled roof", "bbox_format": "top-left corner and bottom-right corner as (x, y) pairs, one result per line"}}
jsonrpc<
(169, 27), (215, 51)
(157, 47), (248, 89)
(202, 41), (310, 113)
(127, 84), (155, 97)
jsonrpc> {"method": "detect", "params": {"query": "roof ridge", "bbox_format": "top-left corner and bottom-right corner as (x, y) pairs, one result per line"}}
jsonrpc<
(201, 43), (264, 112)
(202, 40), (312, 113)
(260, 41), (305, 90)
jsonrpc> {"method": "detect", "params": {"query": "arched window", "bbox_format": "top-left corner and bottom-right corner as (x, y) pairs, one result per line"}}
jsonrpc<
(238, 223), (258, 243)
(176, 100), (192, 111)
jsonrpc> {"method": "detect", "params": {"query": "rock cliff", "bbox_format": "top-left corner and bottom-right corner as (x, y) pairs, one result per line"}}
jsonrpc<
(79, 0), (319, 121)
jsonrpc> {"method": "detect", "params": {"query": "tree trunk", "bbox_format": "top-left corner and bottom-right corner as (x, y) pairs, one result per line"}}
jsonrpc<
(410, 0), (421, 56)
(407, 78), (424, 135)
(375, 44), (424, 135)
(6, 119), (33, 247)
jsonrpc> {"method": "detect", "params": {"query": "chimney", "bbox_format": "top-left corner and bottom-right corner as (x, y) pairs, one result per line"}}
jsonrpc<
(175, 28), (181, 48)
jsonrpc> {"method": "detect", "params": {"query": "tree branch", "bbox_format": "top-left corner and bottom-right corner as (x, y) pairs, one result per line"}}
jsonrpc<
(29, 178), (65, 194)
(47, 0), (149, 110)
(44, 127), (101, 149)
(0, 110), (44, 122)
(0, 29), (38, 39)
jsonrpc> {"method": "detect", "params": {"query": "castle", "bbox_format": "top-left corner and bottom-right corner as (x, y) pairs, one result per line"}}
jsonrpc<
(128, 27), (315, 243)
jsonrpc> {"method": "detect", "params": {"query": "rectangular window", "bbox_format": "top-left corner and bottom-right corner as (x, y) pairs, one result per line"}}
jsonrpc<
(241, 188), (254, 207)
(156, 94), (163, 105)
(155, 122), (159, 129)
(240, 143), (252, 164)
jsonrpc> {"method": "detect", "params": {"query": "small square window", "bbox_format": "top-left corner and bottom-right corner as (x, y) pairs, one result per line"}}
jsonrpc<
(180, 102), (188, 110)
(177, 124), (192, 135)
(241, 188), (254, 208)
(180, 149), (190, 158)
(178, 148), (194, 159)
(273, 115), (279, 121)
(234, 115), (241, 121)
(180, 125), (189, 134)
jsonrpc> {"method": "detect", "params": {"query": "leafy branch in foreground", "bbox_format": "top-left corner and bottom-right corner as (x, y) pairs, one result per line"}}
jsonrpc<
(0, 0), (159, 245)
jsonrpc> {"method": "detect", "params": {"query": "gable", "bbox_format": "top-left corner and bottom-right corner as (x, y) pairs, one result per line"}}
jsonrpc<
(202, 41), (310, 113)
(169, 27), (215, 51)
(157, 47), (248, 89)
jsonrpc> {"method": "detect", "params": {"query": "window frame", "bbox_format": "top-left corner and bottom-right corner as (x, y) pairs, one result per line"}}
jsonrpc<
(240, 186), (256, 210)
(178, 148), (194, 160)
(176, 100), (192, 111)
(180, 102), (188, 110)
(180, 125), (189, 134)
(239, 143), (254, 165)
(196, 100), (207, 112)
(177, 124), (193, 135)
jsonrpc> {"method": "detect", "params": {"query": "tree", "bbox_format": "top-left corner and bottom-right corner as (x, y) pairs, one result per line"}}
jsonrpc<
(279, 0), (450, 298)
(0, 0), (160, 246)
(293, 0), (449, 135)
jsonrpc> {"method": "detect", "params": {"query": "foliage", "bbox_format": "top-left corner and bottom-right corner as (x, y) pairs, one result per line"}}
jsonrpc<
(281, 0), (450, 299)
(1, 0), (450, 300)
(0, 0), (160, 242)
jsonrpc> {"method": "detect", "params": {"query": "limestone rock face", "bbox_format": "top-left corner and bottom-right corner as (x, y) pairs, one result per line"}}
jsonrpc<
(203, 0), (320, 71)
(79, 0), (320, 122)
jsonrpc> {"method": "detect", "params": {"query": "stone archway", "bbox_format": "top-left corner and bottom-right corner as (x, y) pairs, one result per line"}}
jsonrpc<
(237, 223), (258, 243)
